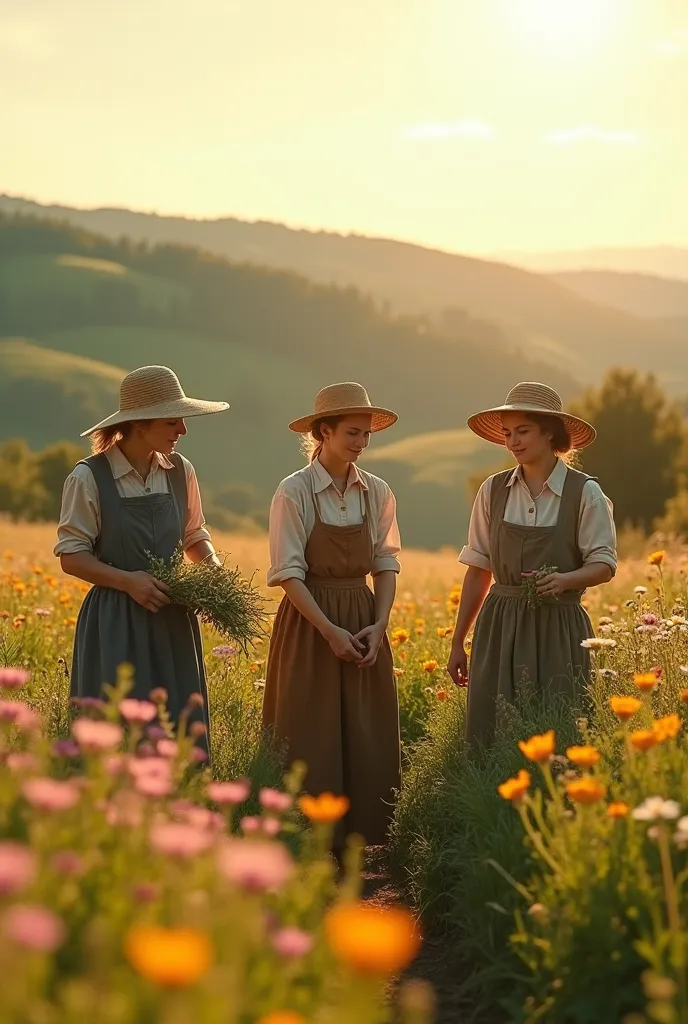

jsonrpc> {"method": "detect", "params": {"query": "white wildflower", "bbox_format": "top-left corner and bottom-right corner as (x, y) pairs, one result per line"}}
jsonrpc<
(632, 797), (681, 822)
(634, 586), (648, 595)
(580, 637), (617, 650)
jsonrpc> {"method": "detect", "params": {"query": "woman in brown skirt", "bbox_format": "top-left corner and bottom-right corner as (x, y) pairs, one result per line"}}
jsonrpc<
(263, 383), (402, 850)
(446, 382), (617, 751)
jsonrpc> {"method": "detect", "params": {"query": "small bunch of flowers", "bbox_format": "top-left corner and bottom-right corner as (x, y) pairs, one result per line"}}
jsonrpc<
(520, 565), (559, 609)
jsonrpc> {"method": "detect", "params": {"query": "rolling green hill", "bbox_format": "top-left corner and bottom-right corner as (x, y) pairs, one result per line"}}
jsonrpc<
(0, 211), (581, 547)
(1, 194), (685, 394)
(550, 270), (688, 320)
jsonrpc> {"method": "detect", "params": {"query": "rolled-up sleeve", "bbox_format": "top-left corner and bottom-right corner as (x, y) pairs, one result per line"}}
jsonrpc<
(372, 485), (401, 575)
(54, 467), (100, 556)
(267, 491), (309, 587)
(579, 482), (617, 574)
(182, 460), (213, 550)
(458, 478), (493, 571)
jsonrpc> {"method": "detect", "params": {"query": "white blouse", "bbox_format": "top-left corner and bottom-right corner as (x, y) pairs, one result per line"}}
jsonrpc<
(54, 445), (212, 557)
(267, 459), (401, 587)
(459, 459), (617, 573)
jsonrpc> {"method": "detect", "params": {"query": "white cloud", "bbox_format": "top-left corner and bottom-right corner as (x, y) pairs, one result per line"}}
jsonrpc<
(544, 125), (642, 146)
(402, 120), (496, 141)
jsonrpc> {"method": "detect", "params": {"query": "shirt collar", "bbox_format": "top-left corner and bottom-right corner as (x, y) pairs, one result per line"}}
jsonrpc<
(507, 458), (567, 497)
(107, 445), (174, 480)
(311, 458), (368, 494)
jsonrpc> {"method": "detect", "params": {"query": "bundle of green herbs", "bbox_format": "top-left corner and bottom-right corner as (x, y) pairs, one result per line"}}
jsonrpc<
(148, 545), (269, 650)
(521, 564), (559, 609)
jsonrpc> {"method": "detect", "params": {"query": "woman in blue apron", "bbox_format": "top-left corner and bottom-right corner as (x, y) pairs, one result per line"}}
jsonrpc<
(55, 365), (228, 751)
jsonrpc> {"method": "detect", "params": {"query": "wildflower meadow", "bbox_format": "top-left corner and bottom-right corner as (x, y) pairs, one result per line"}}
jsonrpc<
(2, 524), (688, 1022)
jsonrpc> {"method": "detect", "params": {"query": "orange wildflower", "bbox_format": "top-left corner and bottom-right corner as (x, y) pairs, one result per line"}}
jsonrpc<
(435, 688), (447, 701)
(422, 660), (438, 673)
(609, 696), (643, 720)
(648, 551), (665, 566)
(633, 672), (660, 692)
(325, 902), (420, 975)
(124, 925), (213, 987)
(566, 745), (601, 767)
(391, 628), (410, 645)
(607, 802), (630, 819)
(680, 689), (688, 704)
(298, 793), (350, 823)
(652, 713), (681, 743)
(257, 1014), (306, 1024)
(518, 730), (556, 763)
(497, 769), (531, 802)
(630, 729), (658, 752)
(566, 777), (606, 804)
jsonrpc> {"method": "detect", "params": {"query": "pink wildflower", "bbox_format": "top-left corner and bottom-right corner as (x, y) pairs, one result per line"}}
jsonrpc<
(105, 791), (144, 828)
(211, 645), (238, 658)
(6, 752), (39, 773)
(262, 817), (281, 837)
(132, 881), (159, 903)
(135, 773), (173, 798)
(0, 842), (36, 894)
(52, 739), (80, 759)
(270, 926), (314, 959)
(217, 839), (294, 892)
(119, 698), (157, 723)
(146, 725), (167, 741)
(34, 608), (51, 617)
(22, 778), (80, 812)
(149, 821), (214, 859)
(156, 739), (178, 758)
(0, 668), (30, 688)
(190, 747), (208, 764)
(259, 788), (293, 813)
(207, 779), (250, 806)
(0, 701), (42, 732)
(241, 816), (262, 834)
(2, 904), (65, 952)
(72, 718), (123, 752)
(51, 850), (84, 878)
(104, 754), (128, 777)
(175, 806), (224, 834)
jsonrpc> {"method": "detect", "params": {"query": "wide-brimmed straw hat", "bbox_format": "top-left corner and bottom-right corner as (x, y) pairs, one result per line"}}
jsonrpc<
(289, 382), (398, 434)
(81, 365), (229, 437)
(467, 382), (596, 450)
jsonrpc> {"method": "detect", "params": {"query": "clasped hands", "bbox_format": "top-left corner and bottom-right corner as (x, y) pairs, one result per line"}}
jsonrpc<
(324, 620), (387, 668)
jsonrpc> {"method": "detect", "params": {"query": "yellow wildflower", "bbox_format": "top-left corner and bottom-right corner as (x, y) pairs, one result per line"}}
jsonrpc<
(497, 769), (531, 802)
(652, 714), (681, 743)
(566, 777), (606, 804)
(325, 902), (421, 975)
(391, 628), (410, 645)
(609, 696), (643, 720)
(518, 730), (556, 763)
(13, 582), (26, 595)
(422, 659), (438, 673)
(566, 745), (601, 768)
(298, 793), (349, 823)
(124, 925), (213, 987)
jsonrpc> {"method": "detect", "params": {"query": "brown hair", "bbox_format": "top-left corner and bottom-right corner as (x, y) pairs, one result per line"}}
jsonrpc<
(89, 422), (135, 455)
(525, 412), (577, 464)
(300, 416), (345, 464)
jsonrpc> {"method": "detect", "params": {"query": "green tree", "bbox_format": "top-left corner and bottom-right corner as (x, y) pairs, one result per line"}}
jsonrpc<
(570, 369), (686, 530)
(0, 439), (46, 520)
(35, 442), (85, 520)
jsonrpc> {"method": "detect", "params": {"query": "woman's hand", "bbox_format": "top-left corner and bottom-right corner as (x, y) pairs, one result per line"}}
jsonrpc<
(324, 624), (365, 663)
(353, 621), (387, 669)
(446, 645), (469, 688)
(125, 571), (172, 613)
(534, 571), (570, 599)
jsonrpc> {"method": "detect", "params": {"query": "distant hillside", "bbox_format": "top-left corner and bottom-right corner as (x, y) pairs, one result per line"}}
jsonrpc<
(551, 270), (688, 320)
(1, 195), (684, 394)
(0, 211), (581, 548)
(496, 246), (688, 281)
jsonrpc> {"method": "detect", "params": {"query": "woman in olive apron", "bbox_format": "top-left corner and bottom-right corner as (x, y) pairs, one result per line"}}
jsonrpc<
(55, 365), (228, 751)
(446, 382), (617, 751)
(263, 383), (402, 850)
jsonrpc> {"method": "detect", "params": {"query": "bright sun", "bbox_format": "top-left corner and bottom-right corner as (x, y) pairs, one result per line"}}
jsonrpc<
(514, 0), (616, 51)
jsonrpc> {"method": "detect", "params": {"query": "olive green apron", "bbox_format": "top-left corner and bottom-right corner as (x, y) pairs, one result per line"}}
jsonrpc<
(466, 467), (594, 750)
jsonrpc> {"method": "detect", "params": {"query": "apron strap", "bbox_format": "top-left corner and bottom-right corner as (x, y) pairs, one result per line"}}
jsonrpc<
(77, 453), (125, 565)
(559, 467), (592, 548)
(167, 453), (189, 530)
(488, 469), (513, 549)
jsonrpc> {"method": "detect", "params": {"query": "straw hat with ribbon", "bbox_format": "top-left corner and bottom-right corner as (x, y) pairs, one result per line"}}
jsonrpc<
(467, 382), (596, 450)
(81, 365), (229, 437)
(289, 382), (398, 434)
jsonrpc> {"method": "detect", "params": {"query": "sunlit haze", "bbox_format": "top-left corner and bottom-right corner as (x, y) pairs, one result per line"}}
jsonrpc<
(2, 0), (686, 252)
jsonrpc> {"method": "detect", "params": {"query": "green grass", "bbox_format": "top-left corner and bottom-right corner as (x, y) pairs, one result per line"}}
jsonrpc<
(368, 428), (500, 489)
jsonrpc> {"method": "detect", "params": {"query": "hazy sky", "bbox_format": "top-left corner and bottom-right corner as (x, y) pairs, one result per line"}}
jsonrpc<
(2, 0), (686, 253)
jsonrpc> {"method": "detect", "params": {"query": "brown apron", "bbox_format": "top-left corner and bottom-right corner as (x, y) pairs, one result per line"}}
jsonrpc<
(263, 480), (401, 847)
(466, 467), (594, 750)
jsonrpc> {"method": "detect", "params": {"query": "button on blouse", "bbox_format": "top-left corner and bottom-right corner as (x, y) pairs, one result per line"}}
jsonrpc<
(267, 460), (402, 586)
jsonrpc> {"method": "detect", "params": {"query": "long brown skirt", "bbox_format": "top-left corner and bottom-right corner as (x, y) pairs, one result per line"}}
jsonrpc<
(263, 581), (401, 847)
